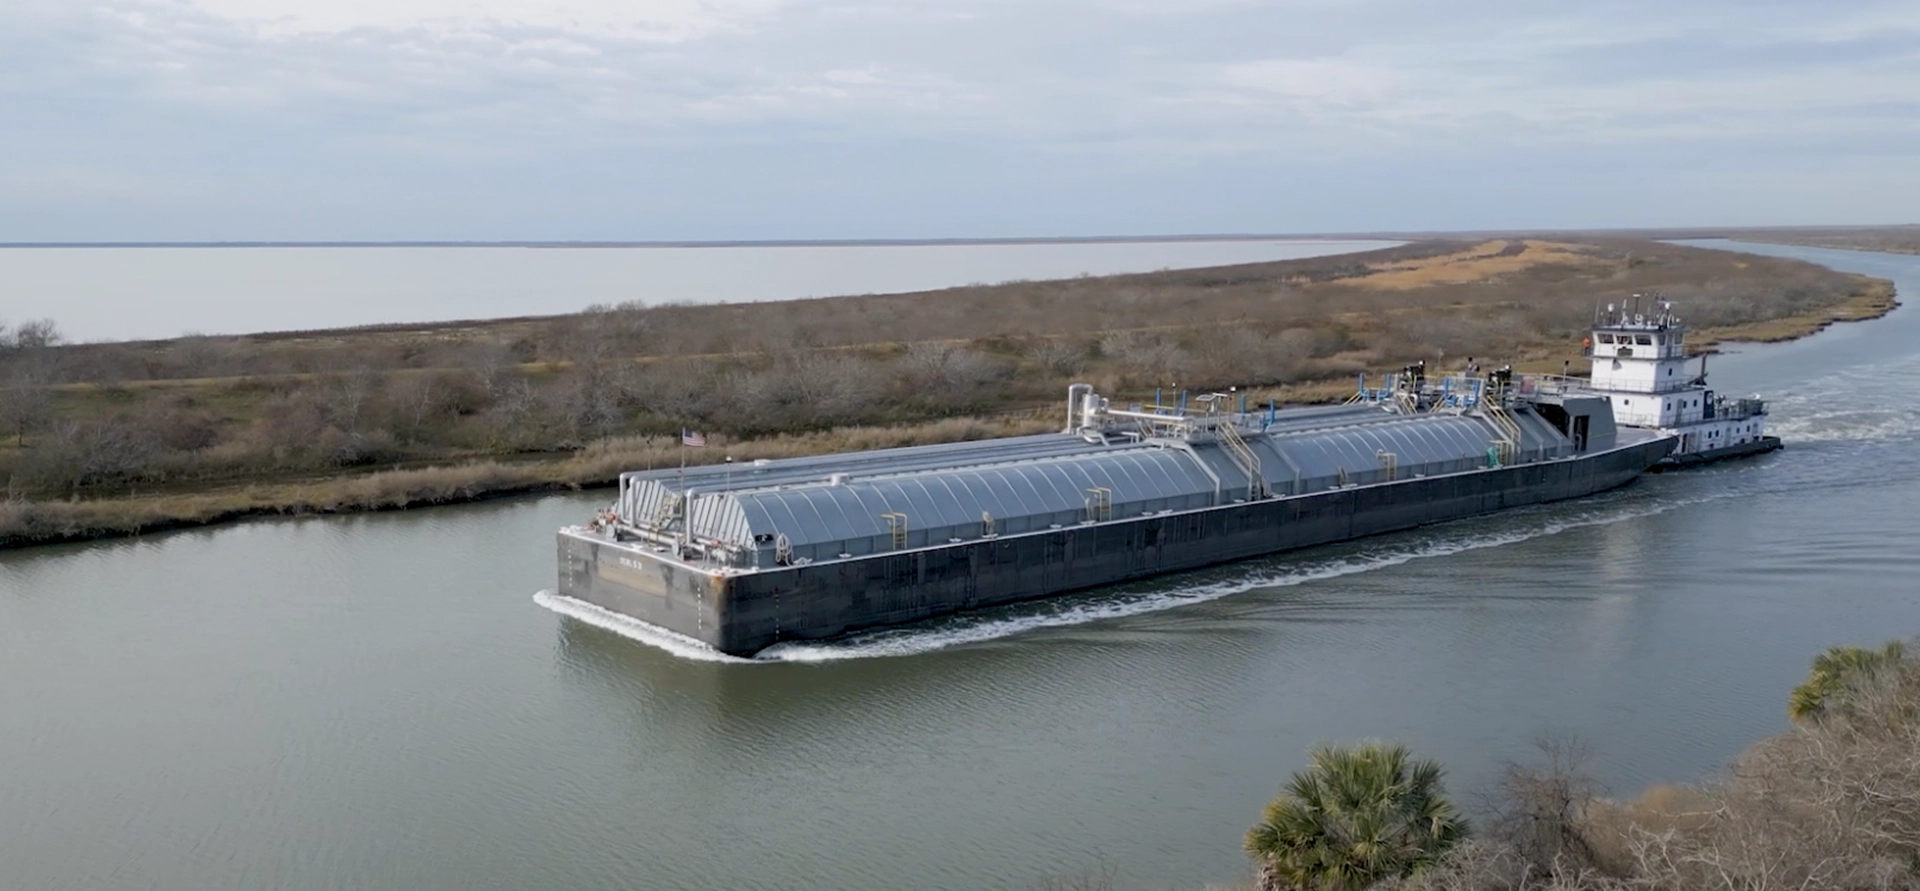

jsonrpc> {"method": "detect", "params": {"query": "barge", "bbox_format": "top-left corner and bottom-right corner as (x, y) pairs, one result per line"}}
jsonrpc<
(555, 369), (1674, 657)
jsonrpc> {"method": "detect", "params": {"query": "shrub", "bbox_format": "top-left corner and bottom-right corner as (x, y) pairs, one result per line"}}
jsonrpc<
(1245, 742), (1466, 891)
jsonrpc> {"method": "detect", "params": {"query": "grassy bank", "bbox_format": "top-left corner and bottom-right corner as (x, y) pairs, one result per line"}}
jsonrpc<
(1690, 274), (1899, 347)
(1728, 224), (1920, 256)
(0, 415), (1059, 547)
(0, 237), (1897, 548)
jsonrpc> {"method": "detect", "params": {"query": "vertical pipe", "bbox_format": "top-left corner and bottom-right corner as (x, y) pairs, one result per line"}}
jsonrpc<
(1240, 393), (1247, 414)
(1155, 388), (1162, 413)
(1267, 400), (1276, 426)
(1179, 390), (1188, 414)
(1357, 372), (1365, 399)
(1065, 383), (1091, 432)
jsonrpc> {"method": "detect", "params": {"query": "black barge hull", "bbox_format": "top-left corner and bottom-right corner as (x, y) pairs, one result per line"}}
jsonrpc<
(1651, 435), (1782, 471)
(557, 437), (1673, 656)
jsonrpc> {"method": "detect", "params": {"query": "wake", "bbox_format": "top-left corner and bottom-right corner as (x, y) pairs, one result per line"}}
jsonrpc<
(533, 591), (755, 663)
(1763, 353), (1920, 444)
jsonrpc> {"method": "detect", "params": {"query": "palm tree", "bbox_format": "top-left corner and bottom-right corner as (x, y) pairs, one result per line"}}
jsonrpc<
(1789, 640), (1907, 723)
(1244, 742), (1466, 891)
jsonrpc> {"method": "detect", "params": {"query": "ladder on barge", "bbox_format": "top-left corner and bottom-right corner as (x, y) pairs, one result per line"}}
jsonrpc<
(1216, 422), (1270, 500)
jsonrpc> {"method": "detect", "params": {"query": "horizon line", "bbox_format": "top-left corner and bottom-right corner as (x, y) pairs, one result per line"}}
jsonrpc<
(0, 234), (1389, 249)
(2, 223), (1912, 249)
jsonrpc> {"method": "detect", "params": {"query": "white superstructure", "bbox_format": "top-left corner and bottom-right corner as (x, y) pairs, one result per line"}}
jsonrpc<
(1585, 296), (1772, 460)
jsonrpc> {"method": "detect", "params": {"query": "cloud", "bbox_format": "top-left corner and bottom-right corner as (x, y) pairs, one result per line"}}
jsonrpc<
(1, 0), (1917, 239)
(185, 0), (789, 41)
(0, 165), (214, 206)
(1219, 58), (1403, 106)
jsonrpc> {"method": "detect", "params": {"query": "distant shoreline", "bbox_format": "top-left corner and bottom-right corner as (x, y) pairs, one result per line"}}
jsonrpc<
(0, 235), (1389, 249)
(1728, 237), (1920, 257)
(5, 223), (1913, 249)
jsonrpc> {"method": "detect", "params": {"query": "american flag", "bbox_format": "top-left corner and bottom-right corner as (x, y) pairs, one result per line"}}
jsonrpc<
(681, 429), (708, 448)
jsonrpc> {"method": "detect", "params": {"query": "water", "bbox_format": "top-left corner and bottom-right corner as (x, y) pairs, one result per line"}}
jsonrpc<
(2, 240), (1917, 891)
(0, 239), (1395, 342)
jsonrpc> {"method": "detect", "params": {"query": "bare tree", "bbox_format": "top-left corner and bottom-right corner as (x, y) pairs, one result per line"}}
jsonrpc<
(481, 378), (544, 450)
(0, 375), (51, 447)
(1098, 330), (1184, 388)
(0, 319), (62, 351)
(459, 340), (520, 400)
(1022, 336), (1088, 376)
(385, 373), (454, 443)
(555, 363), (625, 444)
(787, 350), (885, 422)
(900, 342), (1004, 410)
(26, 419), (162, 494)
(163, 334), (244, 380)
(1604, 642), (1920, 891)
(0, 318), (63, 446)
(1484, 735), (1610, 880)
(319, 369), (381, 433)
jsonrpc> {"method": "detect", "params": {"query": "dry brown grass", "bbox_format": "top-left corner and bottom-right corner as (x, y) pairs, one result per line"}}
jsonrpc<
(1349, 240), (1601, 290)
(1, 237), (1896, 547)
(1694, 275), (1899, 347)
(1730, 225), (1920, 256)
(1387, 642), (1920, 891)
(0, 413), (1058, 547)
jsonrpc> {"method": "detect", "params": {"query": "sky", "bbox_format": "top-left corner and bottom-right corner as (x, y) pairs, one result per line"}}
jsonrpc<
(3, 0), (1918, 241)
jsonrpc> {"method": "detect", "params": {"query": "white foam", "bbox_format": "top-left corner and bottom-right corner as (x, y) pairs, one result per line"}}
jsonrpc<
(532, 590), (755, 663)
(1762, 353), (1920, 444)
(1768, 408), (1920, 443)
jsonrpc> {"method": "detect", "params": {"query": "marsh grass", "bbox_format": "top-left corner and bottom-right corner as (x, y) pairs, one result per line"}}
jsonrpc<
(1693, 276), (1898, 346)
(1731, 225), (1920, 256)
(0, 414), (1058, 546)
(0, 238), (1897, 547)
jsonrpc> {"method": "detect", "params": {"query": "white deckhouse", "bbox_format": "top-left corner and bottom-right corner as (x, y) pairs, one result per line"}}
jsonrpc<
(1586, 295), (1777, 464)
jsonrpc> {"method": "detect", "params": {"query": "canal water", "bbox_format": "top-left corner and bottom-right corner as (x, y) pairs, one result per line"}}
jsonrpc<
(2, 241), (1916, 891)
